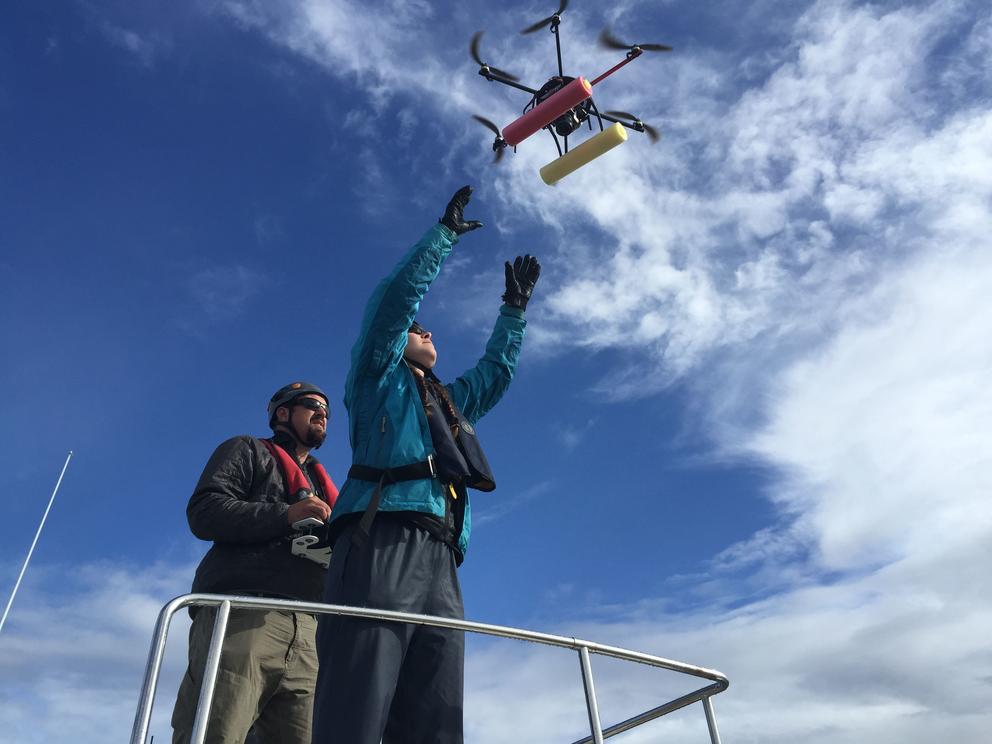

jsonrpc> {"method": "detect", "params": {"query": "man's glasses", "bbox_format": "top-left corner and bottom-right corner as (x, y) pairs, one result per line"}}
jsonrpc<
(409, 322), (429, 336)
(293, 397), (328, 416)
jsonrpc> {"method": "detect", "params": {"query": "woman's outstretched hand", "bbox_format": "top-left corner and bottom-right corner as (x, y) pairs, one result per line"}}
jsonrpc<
(502, 255), (541, 311)
(440, 185), (484, 236)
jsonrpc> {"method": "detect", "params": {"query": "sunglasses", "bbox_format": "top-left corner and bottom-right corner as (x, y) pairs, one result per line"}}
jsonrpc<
(409, 322), (430, 336)
(293, 397), (328, 415)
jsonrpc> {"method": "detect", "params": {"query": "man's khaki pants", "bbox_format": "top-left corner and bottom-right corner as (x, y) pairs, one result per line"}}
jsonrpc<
(172, 607), (318, 744)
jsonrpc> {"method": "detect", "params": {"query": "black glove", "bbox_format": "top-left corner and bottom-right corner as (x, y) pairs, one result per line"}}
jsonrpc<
(439, 185), (484, 236)
(502, 255), (541, 311)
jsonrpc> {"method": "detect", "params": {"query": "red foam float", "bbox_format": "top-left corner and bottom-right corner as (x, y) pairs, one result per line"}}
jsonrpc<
(501, 77), (593, 147)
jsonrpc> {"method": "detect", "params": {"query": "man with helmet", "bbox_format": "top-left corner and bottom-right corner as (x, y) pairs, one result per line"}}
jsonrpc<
(171, 382), (339, 744)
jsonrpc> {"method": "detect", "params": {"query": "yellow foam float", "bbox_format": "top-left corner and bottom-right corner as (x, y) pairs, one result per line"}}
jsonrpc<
(539, 122), (628, 185)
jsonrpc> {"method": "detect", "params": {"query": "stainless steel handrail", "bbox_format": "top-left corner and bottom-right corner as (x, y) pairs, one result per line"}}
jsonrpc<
(131, 593), (728, 744)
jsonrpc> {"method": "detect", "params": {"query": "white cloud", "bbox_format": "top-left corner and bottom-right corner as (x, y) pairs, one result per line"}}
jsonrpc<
(554, 417), (597, 451)
(99, 22), (165, 67)
(523, 0), (980, 374)
(472, 479), (555, 527)
(463, 513), (992, 742)
(747, 239), (992, 571)
(0, 560), (196, 744)
(218, 0), (446, 94)
(253, 214), (286, 247)
(185, 264), (268, 323)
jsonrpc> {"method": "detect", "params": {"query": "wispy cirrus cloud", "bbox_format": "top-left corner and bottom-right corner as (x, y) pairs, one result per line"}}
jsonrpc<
(184, 264), (269, 325)
(553, 417), (597, 452)
(98, 22), (162, 66)
(472, 479), (555, 527)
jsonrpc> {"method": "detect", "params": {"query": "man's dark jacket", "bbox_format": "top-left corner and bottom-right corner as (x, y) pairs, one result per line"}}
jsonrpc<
(188, 435), (328, 602)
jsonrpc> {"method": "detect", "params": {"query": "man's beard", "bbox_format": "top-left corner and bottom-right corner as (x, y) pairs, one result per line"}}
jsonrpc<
(303, 422), (327, 448)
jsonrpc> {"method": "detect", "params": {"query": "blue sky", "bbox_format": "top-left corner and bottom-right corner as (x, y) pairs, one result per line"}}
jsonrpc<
(2, 0), (991, 742)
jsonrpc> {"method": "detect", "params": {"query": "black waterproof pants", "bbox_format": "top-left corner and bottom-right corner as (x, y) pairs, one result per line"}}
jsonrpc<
(311, 518), (464, 744)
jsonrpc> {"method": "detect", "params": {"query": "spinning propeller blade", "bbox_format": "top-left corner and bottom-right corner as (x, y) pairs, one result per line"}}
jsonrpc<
(520, 0), (569, 34)
(605, 110), (661, 143)
(599, 28), (672, 53)
(472, 115), (501, 137)
(472, 115), (506, 163)
(470, 31), (519, 81)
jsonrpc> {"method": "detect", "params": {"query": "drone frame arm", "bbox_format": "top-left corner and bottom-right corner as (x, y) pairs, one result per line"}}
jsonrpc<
(590, 49), (643, 87)
(594, 109), (648, 135)
(478, 68), (540, 96)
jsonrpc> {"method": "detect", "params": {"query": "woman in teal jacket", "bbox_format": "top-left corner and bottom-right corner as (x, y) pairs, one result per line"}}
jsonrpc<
(312, 186), (540, 744)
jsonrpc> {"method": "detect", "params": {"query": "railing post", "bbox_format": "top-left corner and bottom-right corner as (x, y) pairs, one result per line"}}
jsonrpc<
(578, 646), (605, 744)
(702, 696), (722, 744)
(190, 600), (232, 744)
(130, 600), (182, 744)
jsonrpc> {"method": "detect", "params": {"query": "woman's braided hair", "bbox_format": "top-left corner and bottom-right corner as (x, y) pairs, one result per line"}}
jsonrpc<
(413, 373), (460, 430)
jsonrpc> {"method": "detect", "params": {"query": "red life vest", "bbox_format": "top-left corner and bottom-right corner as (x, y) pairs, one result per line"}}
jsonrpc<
(261, 439), (339, 509)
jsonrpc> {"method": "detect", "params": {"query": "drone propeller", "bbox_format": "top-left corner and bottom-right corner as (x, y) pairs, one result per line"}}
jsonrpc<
(605, 110), (661, 143)
(599, 28), (673, 53)
(520, 0), (569, 34)
(472, 115), (507, 163)
(470, 31), (519, 81)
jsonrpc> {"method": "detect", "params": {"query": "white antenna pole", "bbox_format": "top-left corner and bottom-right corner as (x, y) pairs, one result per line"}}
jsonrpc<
(0, 450), (73, 635)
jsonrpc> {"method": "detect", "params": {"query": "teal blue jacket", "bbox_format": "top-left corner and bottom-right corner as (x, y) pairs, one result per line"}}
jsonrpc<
(331, 223), (527, 557)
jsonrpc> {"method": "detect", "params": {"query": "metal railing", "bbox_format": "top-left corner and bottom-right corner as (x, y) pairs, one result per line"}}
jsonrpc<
(131, 594), (729, 744)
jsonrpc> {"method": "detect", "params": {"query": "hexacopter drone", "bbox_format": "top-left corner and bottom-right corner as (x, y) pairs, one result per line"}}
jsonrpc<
(470, 0), (671, 185)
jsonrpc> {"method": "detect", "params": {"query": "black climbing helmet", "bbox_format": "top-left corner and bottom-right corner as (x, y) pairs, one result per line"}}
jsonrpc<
(267, 381), (329, 426)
